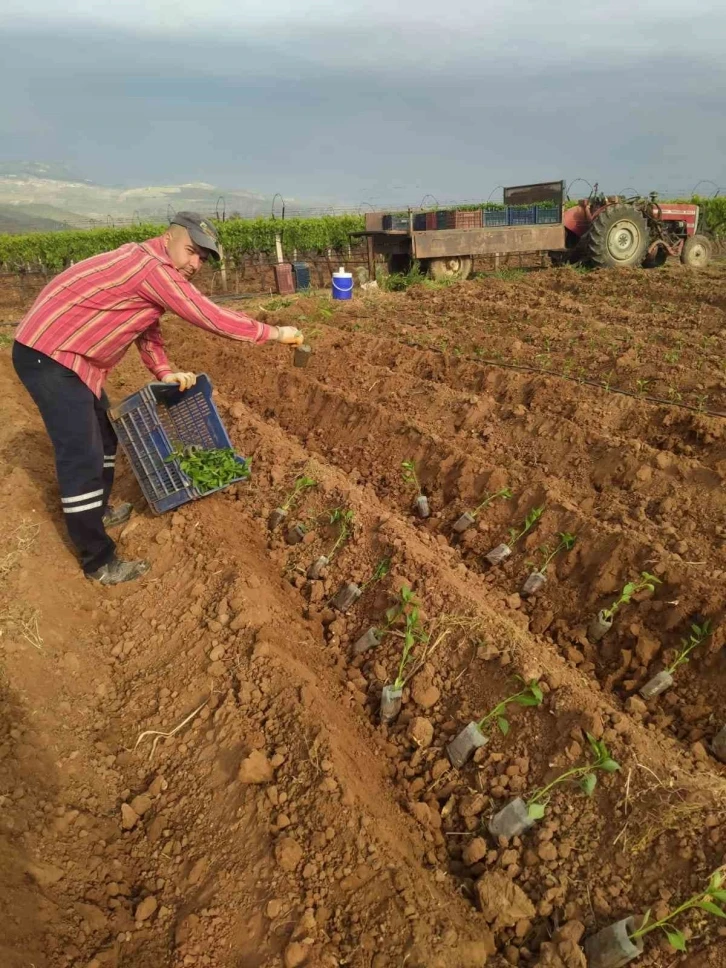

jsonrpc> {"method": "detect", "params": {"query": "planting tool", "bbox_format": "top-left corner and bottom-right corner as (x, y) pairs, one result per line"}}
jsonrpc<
(584, 918), (643, 968)
(711, 725), (726, 762)
(268, 507), (288, 530)
(293, 344), (312, 367)
(331, 582), (362, 612)
(353, 626), (381, 655)
(485, 543), (512, 566)
(380, 684), (403, 723)
(447, 722), (489, 769)
(307, 555), (329, 580)
(522, 571), (547, 596)
(453, 511), (476, 534)
(589, 610), (613, 642)
(639, 669), (673, 699)
(414, 495), (430, 518)
(488, 797), (536, 839)
(286, 523), (307, 545)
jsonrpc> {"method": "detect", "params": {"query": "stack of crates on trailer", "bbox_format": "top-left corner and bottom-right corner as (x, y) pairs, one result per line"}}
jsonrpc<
(483, 207), (508, 227)
(507, 206), (537, 226)
(535, 205), (562, 224)
(382, 214), (410, 230)
(437, 209), (482, 230)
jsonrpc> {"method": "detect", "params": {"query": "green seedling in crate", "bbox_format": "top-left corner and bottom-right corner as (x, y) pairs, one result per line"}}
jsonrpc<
(402, 460), (429, 518)
(589, 571), (661, 643)
(452, 486), (512, 534)
(585, 868), (726, 967)
(522, 531), (576, 596)
(447, 678), (543, 768)
(485, 504), (545, 566)
(166, 446), (250, 494)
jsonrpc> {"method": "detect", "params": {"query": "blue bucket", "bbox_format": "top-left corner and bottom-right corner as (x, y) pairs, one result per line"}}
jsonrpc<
(332, 267), (353, 301)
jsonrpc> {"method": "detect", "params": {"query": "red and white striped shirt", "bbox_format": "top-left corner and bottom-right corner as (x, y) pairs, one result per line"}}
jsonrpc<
(14, 235), (273, 397)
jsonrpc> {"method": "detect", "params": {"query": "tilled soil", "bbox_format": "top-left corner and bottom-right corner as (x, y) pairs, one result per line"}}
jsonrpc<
(1, 262), (726, 968)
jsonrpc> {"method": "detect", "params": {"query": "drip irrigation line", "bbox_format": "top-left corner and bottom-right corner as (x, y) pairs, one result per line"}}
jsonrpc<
(395, 337), (726, 419)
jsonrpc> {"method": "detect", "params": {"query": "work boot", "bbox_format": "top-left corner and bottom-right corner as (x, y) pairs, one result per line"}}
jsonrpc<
(102, 502), (134, 529)
(87, 556), (150, 586)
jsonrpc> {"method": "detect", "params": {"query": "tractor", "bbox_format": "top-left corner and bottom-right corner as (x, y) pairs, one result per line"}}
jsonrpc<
(563, 187), (713, 269)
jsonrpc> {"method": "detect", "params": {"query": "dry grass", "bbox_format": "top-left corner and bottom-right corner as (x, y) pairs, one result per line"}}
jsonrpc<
(129, 699), (208, 761)
(0, 520), (40, 579)
(0, 604), (44, 652)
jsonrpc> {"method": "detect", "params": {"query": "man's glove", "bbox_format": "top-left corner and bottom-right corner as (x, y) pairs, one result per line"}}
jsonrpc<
(162, 372), (197, 392)
(275, 326), (305, 346)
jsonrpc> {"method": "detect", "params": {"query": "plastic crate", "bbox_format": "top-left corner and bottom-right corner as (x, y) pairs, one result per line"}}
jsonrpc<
(292, 261), (311, 290)
(437, 209), (482, 230)
(507, 206), (537, 226)
(382, 214), (409, 231)
(109, 375), (249, 515)
(535, 205), (562, 224)
(483, 208), (508, 227)
(413, 213), (427, 231)
(274, 263), (295, 294)
(425, 212), (438, 230)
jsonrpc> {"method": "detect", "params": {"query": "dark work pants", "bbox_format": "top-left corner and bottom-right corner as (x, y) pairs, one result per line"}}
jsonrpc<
(12, 342), (117, 573)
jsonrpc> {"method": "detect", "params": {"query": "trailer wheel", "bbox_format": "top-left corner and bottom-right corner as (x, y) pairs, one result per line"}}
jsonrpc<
(428, 256), (472, 281)
(680, 234), (711, 268)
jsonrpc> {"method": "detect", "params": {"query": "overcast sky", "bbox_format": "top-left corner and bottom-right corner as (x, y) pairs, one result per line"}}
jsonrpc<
(2, 0), (725, 205)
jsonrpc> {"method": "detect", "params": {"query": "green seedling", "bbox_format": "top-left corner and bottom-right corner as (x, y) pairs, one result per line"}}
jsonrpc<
(361, 557), (392, 593)
(166, 446), (250, 494)
(280, 473), (317, 512)
(666, 620), (712, 676)
(476, 679), (543, 737)
(526, 733), (620, 820)
(507, 505), (545, 547)
(636, 378), (652, 394)
(630, 868), (726, 953)
(527, 532), (576, 575)
(325, 508), (354, 560)
(401, 459), (423, 498)
(391, 586), (429, 689)
(467, 487), (512, 519)
(601, 572), (661, 622)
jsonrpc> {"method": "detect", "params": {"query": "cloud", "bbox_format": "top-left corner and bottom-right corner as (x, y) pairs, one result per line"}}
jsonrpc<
(1, 9), (724, 204)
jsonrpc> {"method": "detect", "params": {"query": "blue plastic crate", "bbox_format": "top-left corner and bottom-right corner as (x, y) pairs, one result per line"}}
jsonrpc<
(507, 205), (537, 226)
(483, 208), (508, 227)
(109, 374), (249, 515)
(413, 213), (427, 231)
(535, 205), (562, 224)
(292, 261), (311, 290)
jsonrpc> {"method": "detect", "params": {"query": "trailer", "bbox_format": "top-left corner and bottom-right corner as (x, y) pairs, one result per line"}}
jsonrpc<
(357, 180), (566, 281)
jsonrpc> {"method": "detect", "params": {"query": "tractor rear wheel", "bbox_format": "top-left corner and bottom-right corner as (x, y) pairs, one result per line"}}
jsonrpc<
(680, 234), (711, 268)
(586, 204), (649, 268)
(428, 255), (472, 281)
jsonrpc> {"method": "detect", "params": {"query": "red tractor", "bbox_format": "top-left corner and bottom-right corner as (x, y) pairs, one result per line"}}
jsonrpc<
(563, 188), (713, 269)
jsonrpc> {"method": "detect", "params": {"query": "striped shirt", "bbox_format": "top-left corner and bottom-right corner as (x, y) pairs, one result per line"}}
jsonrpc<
(14, 235), (273, 397)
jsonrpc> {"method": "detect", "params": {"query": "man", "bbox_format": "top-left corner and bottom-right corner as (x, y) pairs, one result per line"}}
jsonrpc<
(13, 212), (303, 586)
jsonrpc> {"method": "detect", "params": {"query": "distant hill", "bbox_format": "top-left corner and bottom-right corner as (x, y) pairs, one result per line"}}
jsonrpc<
(0, 161), (325, 231)
(0, 206), (69, 234)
